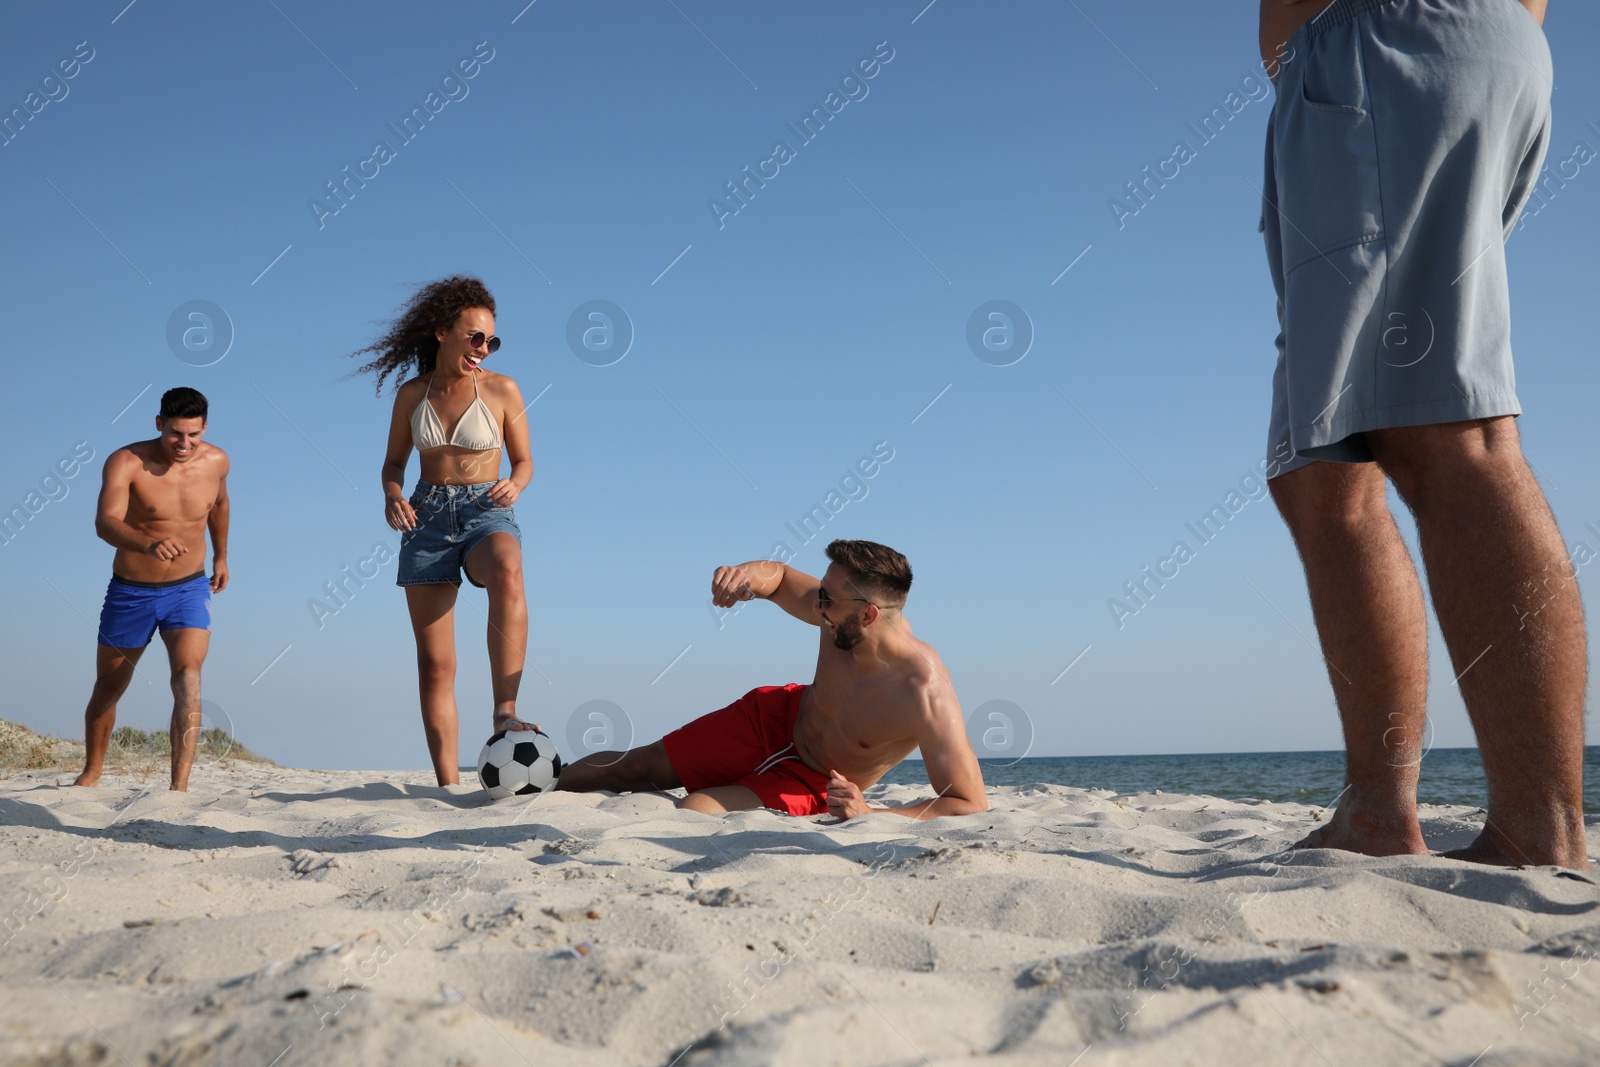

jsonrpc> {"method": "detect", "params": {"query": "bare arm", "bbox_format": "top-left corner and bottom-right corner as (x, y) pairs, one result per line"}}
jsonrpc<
(381, 385), (415, 505)
(382, 384), (417, 530)
(830, 687), (989, 820)
(1259, 0), (1330, 77)
(491, 377), (534, 505)
(94, 451), (177, 558)
(207, 454), (230, 591)
(1262, 0), (1544, 74)
(711, 561), (821, 625)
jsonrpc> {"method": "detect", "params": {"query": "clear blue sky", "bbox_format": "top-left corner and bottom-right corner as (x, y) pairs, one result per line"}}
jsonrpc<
(3, 1), (1596, 771)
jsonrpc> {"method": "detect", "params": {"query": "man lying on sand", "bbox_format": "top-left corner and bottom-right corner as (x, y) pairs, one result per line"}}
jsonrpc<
(557, 539), (988, 820)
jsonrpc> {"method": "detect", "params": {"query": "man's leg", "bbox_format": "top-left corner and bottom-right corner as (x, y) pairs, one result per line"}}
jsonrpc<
(405, 584), (463, 786)
(1270, 459), (1432, 856)
(1370, 417), (1588, 870)
(161, 628), (209, 791)
(677, 786), (763, 814)
(558, 739), (682, 794)
(74, 645), (145, 787)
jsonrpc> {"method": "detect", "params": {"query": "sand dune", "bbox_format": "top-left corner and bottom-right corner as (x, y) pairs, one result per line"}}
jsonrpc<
(1, 764), (1596, 1066)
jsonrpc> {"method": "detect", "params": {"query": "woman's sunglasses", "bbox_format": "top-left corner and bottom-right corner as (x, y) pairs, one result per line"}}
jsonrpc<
(460, 328), (501, 354)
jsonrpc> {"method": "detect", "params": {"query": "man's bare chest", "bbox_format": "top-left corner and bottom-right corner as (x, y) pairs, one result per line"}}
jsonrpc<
(128, 471), (216, 521)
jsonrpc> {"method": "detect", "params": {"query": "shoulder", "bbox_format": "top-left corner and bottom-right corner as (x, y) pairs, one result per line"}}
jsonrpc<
(390, 377), (427, 407)
(480, 370), (522, 400)
(101, 445), (145, 490)
(901, 644), (957, 718)
(201, 441), (230, 473)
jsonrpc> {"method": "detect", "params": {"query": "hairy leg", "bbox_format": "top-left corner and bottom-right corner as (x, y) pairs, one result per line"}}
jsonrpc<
(464, 533), (531, 734)
(557, 739), (682, 794)
(74, 645), (145, 787)
(406, 583), (462, 786)
(1372, 417), (1588, 870)
(161, 628), (210, 791)
(677, 785), (764, 814)
(1270, 459), (1431, 856)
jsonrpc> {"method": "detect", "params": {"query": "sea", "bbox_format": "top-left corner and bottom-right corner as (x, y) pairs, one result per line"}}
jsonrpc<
(878, 746), (1600, 814)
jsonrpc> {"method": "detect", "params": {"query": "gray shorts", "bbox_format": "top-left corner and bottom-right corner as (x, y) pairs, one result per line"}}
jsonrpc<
(1262, 0), (1551, 476)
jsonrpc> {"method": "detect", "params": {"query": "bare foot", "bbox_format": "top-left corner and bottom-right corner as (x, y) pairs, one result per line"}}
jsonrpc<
(1294, 793), (1429, 858)
(1440, 816), (1590, 871)
(72, 769), (101, 787)
(493, 714), (541, 735)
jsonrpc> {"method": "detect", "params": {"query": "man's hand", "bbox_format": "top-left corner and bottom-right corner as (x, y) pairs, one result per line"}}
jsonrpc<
(149, 537), (189, 562)
(711, 565), (760, 607)
(211, 559), (229, 593)
(827, 770), (871, 820)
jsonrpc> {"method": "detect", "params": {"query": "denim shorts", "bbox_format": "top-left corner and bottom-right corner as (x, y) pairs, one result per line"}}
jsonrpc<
(396, 481), (521, 588)
(1261, 0), (1551, 475)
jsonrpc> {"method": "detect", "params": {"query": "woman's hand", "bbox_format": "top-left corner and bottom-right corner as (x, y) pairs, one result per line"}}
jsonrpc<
(386, 494), (417, 531)
(486, 479), (521, 507)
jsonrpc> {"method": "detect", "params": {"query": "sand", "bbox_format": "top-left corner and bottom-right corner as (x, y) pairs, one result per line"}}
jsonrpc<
(1, 763), (1596, 1066)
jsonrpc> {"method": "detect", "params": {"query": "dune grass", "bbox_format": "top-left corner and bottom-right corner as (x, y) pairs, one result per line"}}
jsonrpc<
(0, 718), (271, 775)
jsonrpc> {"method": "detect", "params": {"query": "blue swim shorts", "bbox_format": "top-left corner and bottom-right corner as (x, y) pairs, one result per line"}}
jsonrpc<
(396, 481), (521, 588)
(97, 571), (212, 648)
(1261, 0), (1552, 475)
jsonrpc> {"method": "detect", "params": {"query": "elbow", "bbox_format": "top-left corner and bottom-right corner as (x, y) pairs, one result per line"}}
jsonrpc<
(928, 793), (985, 819)
(944, 795), (987, 817)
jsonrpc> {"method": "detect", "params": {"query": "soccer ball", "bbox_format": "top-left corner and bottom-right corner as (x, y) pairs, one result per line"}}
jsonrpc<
(476, 729), (562, 800)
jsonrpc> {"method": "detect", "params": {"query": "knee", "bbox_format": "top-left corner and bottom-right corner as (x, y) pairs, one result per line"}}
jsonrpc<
(91, 676), (131, 703)
(677, 791), (721, 814)
(487, 562), (524, 600)
(169, 664), (202, 689)
(416, 653), (455, 688)
(1269, 464), (1389, 543)
(1370, 419), (1526, 508)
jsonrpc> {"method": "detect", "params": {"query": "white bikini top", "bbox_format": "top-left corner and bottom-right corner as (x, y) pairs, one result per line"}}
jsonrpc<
(410, 371), (502, 452)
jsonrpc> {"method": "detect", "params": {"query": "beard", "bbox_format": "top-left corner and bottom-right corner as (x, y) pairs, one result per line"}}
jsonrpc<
(830, 614), (864, 651)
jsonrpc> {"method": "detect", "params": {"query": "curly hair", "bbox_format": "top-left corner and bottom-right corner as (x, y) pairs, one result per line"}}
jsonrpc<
(348, 275), (497, 393)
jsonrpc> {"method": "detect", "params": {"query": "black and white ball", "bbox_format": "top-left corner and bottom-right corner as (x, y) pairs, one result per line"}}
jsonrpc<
(477, 729), (562, 800)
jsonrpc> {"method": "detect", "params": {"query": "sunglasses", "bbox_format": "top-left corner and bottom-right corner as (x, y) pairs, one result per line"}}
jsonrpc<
(460, 328), (501, 354)
(817, 588), (876, 611)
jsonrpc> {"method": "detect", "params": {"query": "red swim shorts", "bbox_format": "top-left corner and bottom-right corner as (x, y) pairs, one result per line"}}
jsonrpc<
(661, 683), (830, 816)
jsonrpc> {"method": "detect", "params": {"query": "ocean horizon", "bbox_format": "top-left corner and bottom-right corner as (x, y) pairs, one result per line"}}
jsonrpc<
(878, 746), (1600, 813)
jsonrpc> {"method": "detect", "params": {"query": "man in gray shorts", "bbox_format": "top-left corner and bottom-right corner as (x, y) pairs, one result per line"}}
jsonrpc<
(1259, 0), (1587, 869)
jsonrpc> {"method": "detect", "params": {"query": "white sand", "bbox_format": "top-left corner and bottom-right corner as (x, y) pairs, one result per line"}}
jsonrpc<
(1, 764), (1596, 1066)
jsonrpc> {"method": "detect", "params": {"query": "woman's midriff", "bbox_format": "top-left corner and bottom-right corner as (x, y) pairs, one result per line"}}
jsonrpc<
(418, 446), (502, 486)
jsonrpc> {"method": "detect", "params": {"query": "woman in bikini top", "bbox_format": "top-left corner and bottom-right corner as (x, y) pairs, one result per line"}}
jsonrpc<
(350, 275), (540, 786)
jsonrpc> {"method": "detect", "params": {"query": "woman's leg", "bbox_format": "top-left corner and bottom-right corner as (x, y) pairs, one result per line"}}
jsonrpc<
(405, 582), (462, 785)
(464, 532), (531, 733)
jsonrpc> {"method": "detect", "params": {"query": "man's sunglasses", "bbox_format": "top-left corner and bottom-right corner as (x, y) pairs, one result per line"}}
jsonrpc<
(461, 328), (501, 354)
(817, 588), (877, 610)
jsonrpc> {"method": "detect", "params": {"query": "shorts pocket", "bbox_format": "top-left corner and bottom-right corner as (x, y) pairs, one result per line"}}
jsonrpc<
(1273, 28), (1383, 275)
(1301, 97), (1366, 117)
(1277, 109), (1383, 273)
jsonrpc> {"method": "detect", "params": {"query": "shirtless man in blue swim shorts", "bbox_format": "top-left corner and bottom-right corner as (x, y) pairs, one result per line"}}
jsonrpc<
(75, 387), (230, 791)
